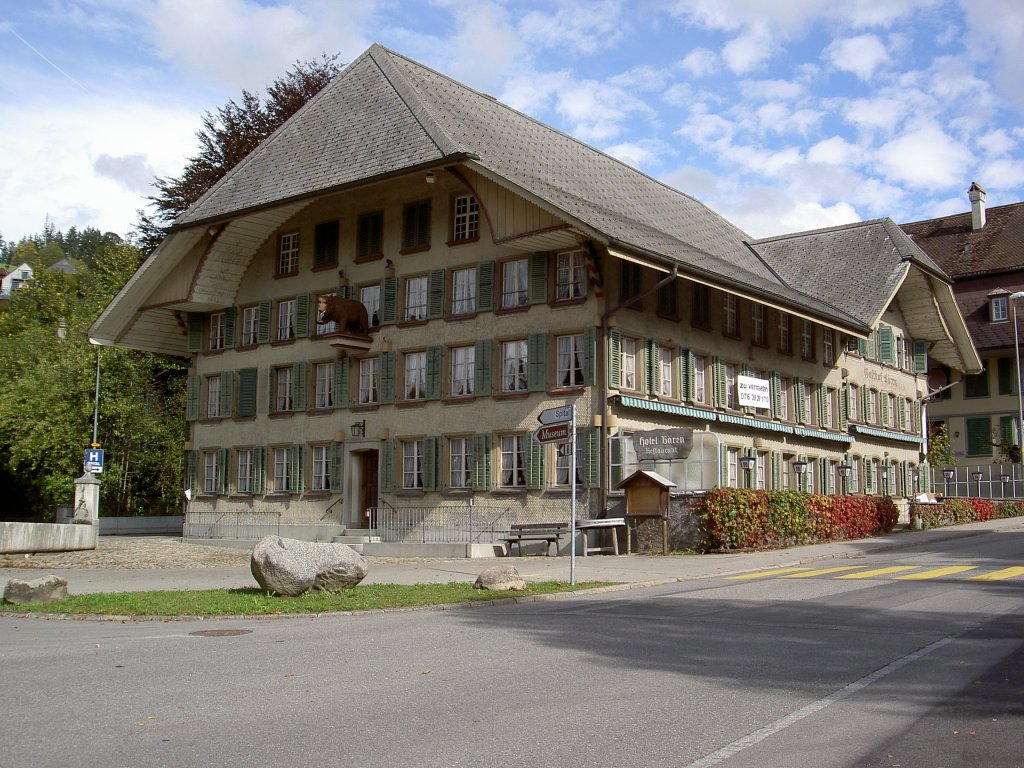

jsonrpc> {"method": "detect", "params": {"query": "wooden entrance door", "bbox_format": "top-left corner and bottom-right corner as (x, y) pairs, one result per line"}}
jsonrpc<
(359, 451), (378, 528)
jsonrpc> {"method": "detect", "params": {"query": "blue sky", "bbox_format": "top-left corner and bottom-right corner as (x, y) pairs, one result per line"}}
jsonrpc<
(2, 0), (1022, 245)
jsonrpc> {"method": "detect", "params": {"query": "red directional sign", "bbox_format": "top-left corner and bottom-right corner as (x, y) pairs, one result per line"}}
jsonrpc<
(535, 423), (571, 444)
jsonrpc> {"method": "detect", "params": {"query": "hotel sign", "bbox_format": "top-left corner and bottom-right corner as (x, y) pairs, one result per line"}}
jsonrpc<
(633, 429), (694, 461)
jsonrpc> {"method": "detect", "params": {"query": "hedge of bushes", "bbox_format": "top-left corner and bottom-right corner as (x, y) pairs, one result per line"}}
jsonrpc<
(912, 498), (1024, 529)
(695, 488), (898, 551)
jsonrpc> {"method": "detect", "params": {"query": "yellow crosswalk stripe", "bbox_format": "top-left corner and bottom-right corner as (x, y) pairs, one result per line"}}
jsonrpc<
(966, 566), (1024, 582)
(897, 566), (978, 580)
(836, 566), (920, 579)
(782, 566), (868, 578)
(728, 567), (812, 580)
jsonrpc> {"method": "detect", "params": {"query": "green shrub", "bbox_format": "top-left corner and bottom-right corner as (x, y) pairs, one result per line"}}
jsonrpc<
(916, 497), (1002, 529)
(695, 488), (898, 551)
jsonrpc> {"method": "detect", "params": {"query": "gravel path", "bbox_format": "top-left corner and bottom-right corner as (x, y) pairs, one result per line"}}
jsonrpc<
(1, 538), (253, 570)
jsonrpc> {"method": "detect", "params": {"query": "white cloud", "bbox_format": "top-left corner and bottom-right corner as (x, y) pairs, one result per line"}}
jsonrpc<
(722, 24), (778, 73)
(807, 135), (861, 165)
(843, 96), (905, 134)
(979, 157), (1024, 190)
(737, 79), (805, 101)
(824, 34), (889, 80)
(876, 123), (971, 187)
(604, 139), (675, 168)
(957, 0), (1024, 112)
(518, 0), (628, 55)
(679, 48), (718, 77)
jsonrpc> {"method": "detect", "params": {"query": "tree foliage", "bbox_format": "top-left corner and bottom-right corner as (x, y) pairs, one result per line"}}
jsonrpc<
(0, 236), (186, 520)
(134, 54), (343, 253)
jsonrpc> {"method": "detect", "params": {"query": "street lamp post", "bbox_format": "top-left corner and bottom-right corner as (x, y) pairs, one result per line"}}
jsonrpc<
(943, 467), (955, 498)
(971, 470), (984, 497)
(837, 463), (851, 495)
(792, 460), (807, 492)
(739, 454), (756, 488)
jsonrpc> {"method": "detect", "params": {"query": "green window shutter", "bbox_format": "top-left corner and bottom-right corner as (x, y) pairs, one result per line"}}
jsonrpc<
(427, 268), (445, 320)
(267, 368), (276, 414)
(839, 384), (849, 431)
(186, 449), (199, 495)
(818, 383), (827, 425)
(475, 339), (492, 395)
(380, 276), (398, 325)
(528, 252), (548, 305)
(897, 396), (907, 430)
(914, 400), (922, 434)
(257, 301), (272, 343)
(477, 261), (495, 312)
(237, 368), (257, 417)
(423, 436), (440, 492)
(794, 378), (806, 423)
(219, 371), (233, 417)
(329, 442), (344, 492)
(912, 340), (929, 374)
(719, 443), (728, 487)
(857, 336), (867, 356)
(680, 349), (694, 401)
(334, 358), (350, 409)
(223, 307), (236, 348)
(918, 463), (930, 494)
(880, 391), (890, 427)
(336, 284), (354, 300)
(584, 427), (601, 488)
(252, 447), (266, 494)
(218, 448), (230, 495)
(294, 294), (310, 338)
(716, 358), (727, 408)
(291, 361), (307, 411)
(528, 333), (548, 392)
(185, 375), (201, 421)
(966, 417), (993, 456)
(582, 326), (597, 386)
(380, 351), (396, 404)
(999, 415), (1016, 446)
(527, 436), (545, 489)
(288, 445), (304, 494)
(425, 346), (443, 400)
(771, 451), (781, 490)
(472, 433), (492, 490)
(187, 313), (203, 352)
(877, 325), (895, 364)
(771, 371), (782, 419)
(608, 329), (621, 389)
(645, 339), (659, 396)
(380, 438), (395, 492)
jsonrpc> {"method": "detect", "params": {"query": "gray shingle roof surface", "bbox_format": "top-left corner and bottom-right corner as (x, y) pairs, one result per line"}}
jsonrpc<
(748, 219), (942, 327)
(900, 202), (1024, 278)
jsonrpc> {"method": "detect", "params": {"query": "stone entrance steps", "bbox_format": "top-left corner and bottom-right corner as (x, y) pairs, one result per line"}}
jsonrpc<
(331, 528), (381, 553)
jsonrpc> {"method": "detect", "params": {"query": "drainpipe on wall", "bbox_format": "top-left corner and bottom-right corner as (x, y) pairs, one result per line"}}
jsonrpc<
(598, 262), (679, 514)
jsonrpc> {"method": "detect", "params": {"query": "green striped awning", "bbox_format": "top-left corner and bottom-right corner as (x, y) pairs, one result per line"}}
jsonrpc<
(851, 424), (924, 445)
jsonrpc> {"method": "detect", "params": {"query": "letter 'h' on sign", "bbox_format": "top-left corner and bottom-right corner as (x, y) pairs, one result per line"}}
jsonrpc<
(84, 448), (105, 474)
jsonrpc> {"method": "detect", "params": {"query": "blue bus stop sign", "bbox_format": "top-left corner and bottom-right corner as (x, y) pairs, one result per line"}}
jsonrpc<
(84, 448), (105, 474)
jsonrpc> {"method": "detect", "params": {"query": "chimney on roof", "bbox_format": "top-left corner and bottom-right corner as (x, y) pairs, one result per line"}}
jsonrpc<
(968, 181), (987, 230)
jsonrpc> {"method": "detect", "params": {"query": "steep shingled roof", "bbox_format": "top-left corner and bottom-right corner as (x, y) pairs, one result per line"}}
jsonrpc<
(900, 201), (1024, 278)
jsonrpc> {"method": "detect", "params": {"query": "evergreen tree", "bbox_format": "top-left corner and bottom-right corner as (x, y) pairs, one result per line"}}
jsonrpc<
(134, 54), (343, 253)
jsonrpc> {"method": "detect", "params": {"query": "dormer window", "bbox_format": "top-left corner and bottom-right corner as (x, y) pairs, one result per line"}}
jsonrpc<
(989, 289), (1010, 323)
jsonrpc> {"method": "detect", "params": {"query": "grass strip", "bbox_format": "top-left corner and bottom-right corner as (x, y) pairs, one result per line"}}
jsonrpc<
(0, 581), (612, 616)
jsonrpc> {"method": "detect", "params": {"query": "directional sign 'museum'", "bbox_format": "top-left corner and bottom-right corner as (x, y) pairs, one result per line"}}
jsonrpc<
(535, 423), (571, 444)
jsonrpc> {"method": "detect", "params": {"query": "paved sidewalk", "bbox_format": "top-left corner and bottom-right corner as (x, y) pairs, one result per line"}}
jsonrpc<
(2, 517), (1022, 595)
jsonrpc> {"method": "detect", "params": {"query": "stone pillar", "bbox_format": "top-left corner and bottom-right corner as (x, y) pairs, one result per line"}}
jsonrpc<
(73, 472), (100, 524)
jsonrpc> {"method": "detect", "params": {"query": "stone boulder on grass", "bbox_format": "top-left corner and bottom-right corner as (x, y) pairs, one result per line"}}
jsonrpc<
(473, 564), (526, 591)
(4, 575), (69, 605)
(250, 536), (368, 596)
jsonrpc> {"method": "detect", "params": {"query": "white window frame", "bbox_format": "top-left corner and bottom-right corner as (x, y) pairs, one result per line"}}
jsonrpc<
(778, 313), (791, 353)
(659, 345), (673, 397)
(206, 375), (220, 419)
(405, 276), (428, 322)
(723, 294), (738, 336)
(241, 306), (259, 346)
(278, 232), (299, 275)
(359, 358), (379, 404)
(203, 451), (220, 494)
(779, 377), (791, 420)
(992, 296), (1009, 322)
(823, 329), (834, 365)
(404, 351), (427, 400)
(694, 355), (706, 404)
(554, 434), (583, 488)
(501, 259), (529, 309)
(556, 334), (585, 388)
(801, 320), (814, 359)
(450, 345), (475, 397)
(402, 440), (425, 489)
(237, 449), (253, 494)
(752, 304), (766, 345)
(449, 437), (473, 488)
(726, 363), (737, 409)
(555, 250), (586, 301)
(275, 367), (292, 412)
(621, 337), (637, 390)
(273, 447), (291, 492)
(452, 267), (477, 315)
(361, 284), (381, 327)
(500, 434), (528, 488)
(452, 194), (479, 241)
(501, 340), (528, 393)
(312, 445), (330, 491)
(277, 299), (296, 341)
(315, 362), (333, 409)
(209, 312), (225, 351)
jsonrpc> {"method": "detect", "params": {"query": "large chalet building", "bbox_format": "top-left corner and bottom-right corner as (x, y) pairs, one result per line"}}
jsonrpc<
(91, 45), (979, 545)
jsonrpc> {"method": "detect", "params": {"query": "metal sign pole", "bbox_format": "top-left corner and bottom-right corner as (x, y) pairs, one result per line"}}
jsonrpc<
(570, 406), (577, 586)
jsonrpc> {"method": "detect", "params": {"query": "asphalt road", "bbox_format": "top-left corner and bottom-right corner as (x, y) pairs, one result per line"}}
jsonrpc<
(2, 529), (1022, 768)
